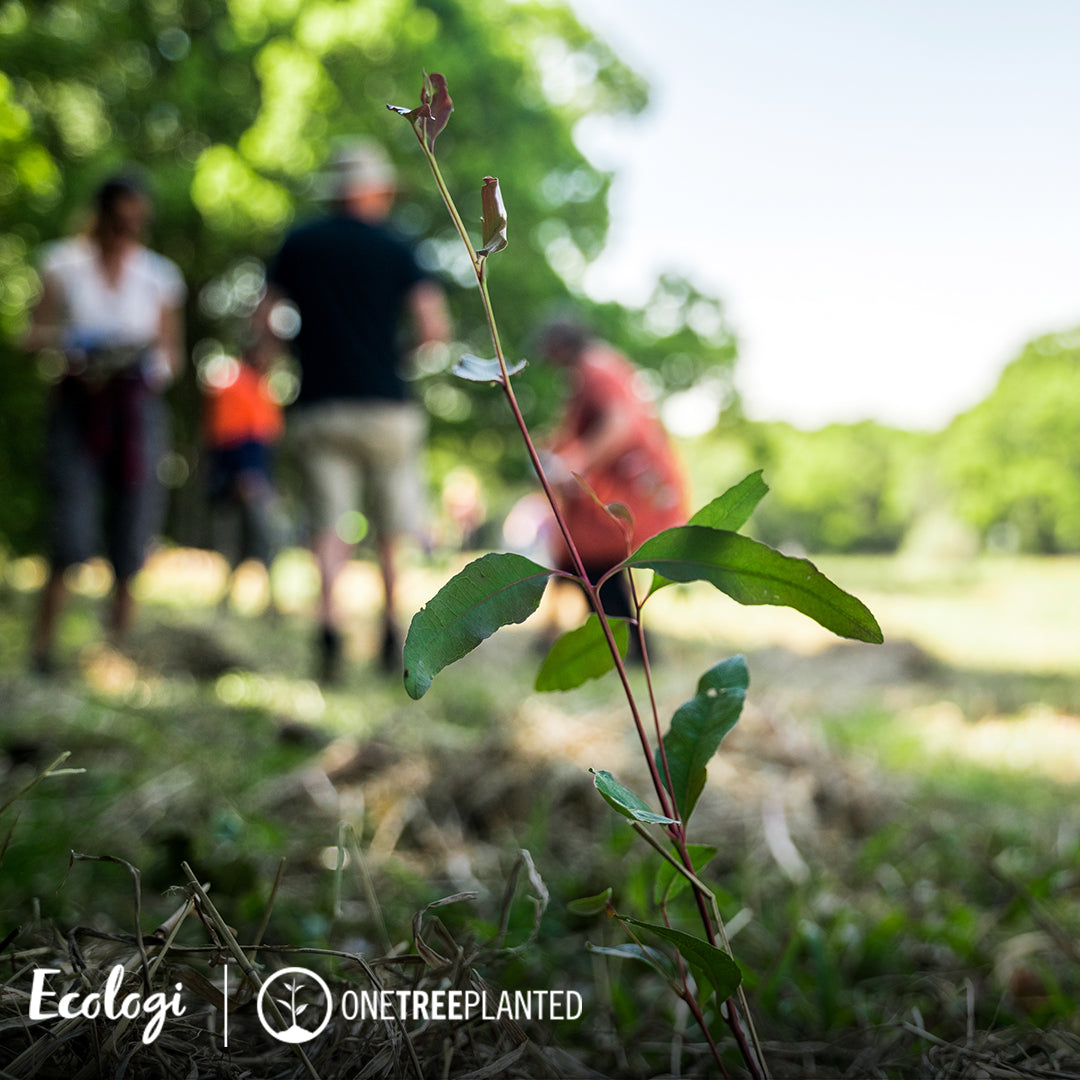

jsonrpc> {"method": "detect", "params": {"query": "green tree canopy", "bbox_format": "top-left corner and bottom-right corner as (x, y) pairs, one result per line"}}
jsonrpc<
(940, 329), (1080, 553)
(681, 418), (927, 555)
(0, 0), (738, 551)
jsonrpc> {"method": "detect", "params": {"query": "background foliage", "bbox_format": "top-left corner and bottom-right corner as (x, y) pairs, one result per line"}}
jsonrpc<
(677, 324), (1080, 558)
(938, 329), (1080, 554)
(1, 0), (1078, 560)
(0, 0), (735, 552)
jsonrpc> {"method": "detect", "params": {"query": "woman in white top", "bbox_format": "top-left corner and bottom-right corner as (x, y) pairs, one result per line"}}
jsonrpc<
(24, 174), (186, 671)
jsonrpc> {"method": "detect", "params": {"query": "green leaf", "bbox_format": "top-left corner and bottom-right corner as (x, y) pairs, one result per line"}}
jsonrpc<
(567, 887), (612, 915)
(586, 941), (676, 982)
(658, 656), (748, 822)
(625, 526), (883, 644)
(652, 472), (769, 594)
(653, 845), (718, 906)
(535, 614), (628, 692)
(688, 470), (769, 532)
(590, 769), (678, 825)
(478, 175), (508, 256)
(621, 917), (742, 1004)
(403, 553), (550, 699)
(453, 353), (527, 383)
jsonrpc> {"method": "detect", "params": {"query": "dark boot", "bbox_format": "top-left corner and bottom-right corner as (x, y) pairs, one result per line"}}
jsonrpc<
(317, 625), (344, 685)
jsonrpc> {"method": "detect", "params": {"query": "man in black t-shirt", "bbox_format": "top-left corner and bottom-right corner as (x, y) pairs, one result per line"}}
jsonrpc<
(259, 140), (450, 681)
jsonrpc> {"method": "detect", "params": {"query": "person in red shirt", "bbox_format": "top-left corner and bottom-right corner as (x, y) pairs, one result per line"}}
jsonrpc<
(202, 344), (285, 604)
(538, 318), (689, 628)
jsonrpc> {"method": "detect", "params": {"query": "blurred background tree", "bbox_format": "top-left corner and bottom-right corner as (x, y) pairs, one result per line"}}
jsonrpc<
(938, 329), (1080, 554)
(2, 0), (1077, 561)
(675, 322), (1080, 559)
(0, 0), (737, 553)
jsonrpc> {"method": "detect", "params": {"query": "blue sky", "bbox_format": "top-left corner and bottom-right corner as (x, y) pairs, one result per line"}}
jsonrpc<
(567, 0), (1080, 429)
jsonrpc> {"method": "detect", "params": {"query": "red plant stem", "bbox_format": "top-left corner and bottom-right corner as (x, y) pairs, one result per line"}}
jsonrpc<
(493, 376), (677, 820)
(482, 274), (767, 1080)
(625, 576), (681, 829)
(415, 132), (675, 818)
(411, 132), (668, 809)
(724, 998), (762, 1080)
(503, 370), (763, 1080)
(685, 994), (731, 1079)
(412, 124), (763, 1080)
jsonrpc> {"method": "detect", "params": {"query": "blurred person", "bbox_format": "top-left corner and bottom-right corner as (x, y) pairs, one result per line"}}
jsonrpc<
(255, 138), (450, 681)
(538, 317), (689, 635)
(202, 342), (286, 611)
(23, 173), (186, 672)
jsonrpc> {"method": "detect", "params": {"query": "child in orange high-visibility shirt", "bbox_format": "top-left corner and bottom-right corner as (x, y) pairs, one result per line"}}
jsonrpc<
(202, 345), (286, 607)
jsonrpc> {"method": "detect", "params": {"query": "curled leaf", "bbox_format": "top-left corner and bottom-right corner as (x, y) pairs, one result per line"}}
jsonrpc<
(568, 887), (612, 916)
(478, 176), (508, 256)
(387, 72), (453, 152)
(423, 73), (453, 149)
(453, 353), (527, 384)
(590, 769), (678, 826)
(586, 941), (677, 982)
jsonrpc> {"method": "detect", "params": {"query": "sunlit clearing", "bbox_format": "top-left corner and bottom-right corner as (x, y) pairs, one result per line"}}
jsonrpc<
(136, 548), (229, 607)
(228, 560), (272, 616)
(80, 644), (139, 699)
(7, 556), (47, 592)
(909, 701), (1080, 783)
(214, 670), (325, 722)
(334, 561), (385, 619)
(269, 549), (319, 614)
(65, 558), (112, 598)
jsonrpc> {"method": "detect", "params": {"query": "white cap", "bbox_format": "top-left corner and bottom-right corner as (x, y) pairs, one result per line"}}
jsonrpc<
(319, 138), (396, 201)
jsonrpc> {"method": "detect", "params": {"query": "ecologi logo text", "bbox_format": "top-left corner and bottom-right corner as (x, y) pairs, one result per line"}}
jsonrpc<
(256, 967), (333, 1044)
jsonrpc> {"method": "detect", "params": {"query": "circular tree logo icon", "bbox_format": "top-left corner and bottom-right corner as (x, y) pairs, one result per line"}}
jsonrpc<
(256, 967), (333, 1044)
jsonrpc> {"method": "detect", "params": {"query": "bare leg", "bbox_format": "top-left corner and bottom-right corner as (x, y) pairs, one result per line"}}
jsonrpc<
(312, 528), (351, 683)
(376, 533), (400, 671)
(107, 575), (135, 648)
(313, 529), (351, 630)
(31, 567), (67, 672)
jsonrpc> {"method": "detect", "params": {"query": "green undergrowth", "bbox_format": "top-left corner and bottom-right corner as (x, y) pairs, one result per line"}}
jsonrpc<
(1, 564), (1079, 1075)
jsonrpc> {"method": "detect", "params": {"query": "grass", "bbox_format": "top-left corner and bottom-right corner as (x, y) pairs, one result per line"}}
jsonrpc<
(1, 547), (1078, 1077)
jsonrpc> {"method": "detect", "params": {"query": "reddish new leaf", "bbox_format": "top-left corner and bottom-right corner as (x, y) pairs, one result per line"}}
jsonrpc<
(387, 72), (453, 153)
(421, 73), (453, 151)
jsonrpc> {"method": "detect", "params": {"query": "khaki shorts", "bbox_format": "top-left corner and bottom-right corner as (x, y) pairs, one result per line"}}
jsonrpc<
(288, 399), (427, 541)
